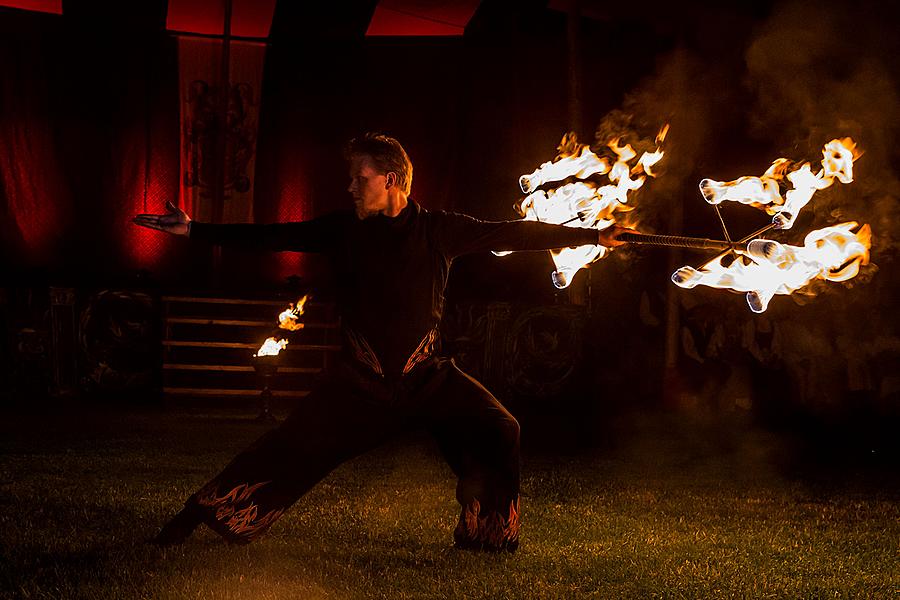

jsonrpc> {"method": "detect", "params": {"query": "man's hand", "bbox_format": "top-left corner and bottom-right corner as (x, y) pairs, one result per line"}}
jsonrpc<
(598, 223), (638, 248)
(133, 201), (192, 236)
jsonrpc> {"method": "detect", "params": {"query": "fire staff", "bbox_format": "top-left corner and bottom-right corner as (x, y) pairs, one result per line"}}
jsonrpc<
(134, 133), (632, 552)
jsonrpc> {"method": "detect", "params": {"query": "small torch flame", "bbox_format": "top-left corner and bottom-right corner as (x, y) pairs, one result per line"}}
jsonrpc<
(672, 221), (871, 313)
(277, 294), (310, 331)
(255, 337), (288, 357)
(699, 138), (860, 230)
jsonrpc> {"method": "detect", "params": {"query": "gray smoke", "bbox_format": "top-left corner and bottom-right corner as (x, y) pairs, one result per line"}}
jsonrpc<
(744, 0), (900, 256)
(737, 0), (899, 405)
(596, 47), (723, 233)
(592, 1), (900, 409)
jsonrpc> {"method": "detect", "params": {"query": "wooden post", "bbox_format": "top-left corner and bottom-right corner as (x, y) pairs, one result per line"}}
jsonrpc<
(49, 287), (78, 397)
(210, 0), (233, 284)
(663, 194), (685, 408)
(566, 1), (589, 306)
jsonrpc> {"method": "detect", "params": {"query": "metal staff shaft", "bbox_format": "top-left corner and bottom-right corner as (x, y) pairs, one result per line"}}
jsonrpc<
(713, 204), (734, 246)
(617, 232), (742, 251)
(693, 222), (778, 267)
(736, 222), (777, 244)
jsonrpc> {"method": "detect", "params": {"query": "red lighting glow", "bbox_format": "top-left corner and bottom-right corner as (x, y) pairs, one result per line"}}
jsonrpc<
(166, 0), (225, 35)
(274, 154), (311, 280)
(366, 0), (480, 36)
(230, 0), (276, 38)
(126, 175), (175, 270)
(122, 154), (179, 271)
(166, 0), (276, 38)
(118, 100), (179, 272)
(0, 0), (61, 15)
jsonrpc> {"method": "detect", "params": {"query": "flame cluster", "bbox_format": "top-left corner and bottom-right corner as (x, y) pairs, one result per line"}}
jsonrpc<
(699, 138), (859, 230)
(507, 127), (871, 312)
(673, 222), (871, 313)
(506, 126), (668, 288)
(254, 295), (310, 357)
(676, 138), (872, 312)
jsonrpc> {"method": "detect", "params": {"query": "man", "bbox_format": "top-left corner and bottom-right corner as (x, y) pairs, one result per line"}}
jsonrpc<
(134, 133), (631, 552)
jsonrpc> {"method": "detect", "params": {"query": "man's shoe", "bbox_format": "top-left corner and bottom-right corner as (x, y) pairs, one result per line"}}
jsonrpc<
(151, 506), (202, 547)
(453, 499), (520, 553)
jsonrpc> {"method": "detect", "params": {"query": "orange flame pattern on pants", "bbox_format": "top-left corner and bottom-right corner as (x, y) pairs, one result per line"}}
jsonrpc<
(454, 497), (520, 551)
(196, 480), (285, 543)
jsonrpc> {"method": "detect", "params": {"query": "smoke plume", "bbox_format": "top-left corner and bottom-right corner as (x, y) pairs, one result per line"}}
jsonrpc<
(744, 0), (900, 256)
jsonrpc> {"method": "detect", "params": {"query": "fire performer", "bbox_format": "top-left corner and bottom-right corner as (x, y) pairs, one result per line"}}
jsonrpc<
(134, 133), (632, 552)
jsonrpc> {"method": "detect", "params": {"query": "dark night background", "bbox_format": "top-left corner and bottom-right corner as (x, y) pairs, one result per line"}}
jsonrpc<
(1, 0), (899, 461)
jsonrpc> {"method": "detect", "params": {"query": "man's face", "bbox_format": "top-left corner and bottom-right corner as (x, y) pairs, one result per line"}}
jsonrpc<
(348, 154), (389, 219)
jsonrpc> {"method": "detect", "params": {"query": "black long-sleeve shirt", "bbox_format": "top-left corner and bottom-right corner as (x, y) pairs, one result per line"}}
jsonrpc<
(190, 199), (598, 377)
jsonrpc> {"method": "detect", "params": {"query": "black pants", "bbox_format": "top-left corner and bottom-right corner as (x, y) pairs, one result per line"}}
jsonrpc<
(185, 358), (521, 549)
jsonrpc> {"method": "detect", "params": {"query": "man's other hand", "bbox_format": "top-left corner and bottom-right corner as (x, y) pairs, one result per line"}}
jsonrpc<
(133, 201), (192, 236)
(598, 224), (638, 248)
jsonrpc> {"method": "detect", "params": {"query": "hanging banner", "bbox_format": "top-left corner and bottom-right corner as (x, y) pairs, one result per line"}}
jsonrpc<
(177, 37), (265, 223)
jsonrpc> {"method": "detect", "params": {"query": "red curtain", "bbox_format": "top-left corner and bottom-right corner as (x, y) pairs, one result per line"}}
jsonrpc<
(111, 57), (179, 273)
(0, 10), (180, 278)
(0, 11), (69, 268)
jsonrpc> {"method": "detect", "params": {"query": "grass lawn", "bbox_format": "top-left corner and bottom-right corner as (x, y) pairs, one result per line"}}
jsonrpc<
(0, 407), (897, 599)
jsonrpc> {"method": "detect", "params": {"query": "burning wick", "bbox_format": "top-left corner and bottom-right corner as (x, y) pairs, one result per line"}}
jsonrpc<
(255, 337), (288, 357)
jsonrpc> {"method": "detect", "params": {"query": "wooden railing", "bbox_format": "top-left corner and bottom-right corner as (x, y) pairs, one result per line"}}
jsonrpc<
(161, 295), (340, 400)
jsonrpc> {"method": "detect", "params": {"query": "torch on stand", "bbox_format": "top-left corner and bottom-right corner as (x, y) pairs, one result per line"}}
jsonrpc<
(249, 297), (308, 422)
(251, 353), (279, 422)
(251, 336), (290, 423)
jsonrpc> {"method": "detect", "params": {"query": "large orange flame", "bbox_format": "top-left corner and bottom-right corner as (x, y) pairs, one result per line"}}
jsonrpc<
(699, 138), (860, 230)
(502, 126), (668, 288)
(672, 222), (871, 313)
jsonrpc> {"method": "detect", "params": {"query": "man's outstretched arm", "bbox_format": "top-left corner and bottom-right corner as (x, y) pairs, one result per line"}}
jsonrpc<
(434, 211), (636, 258)
(133, 201), (341, 253)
